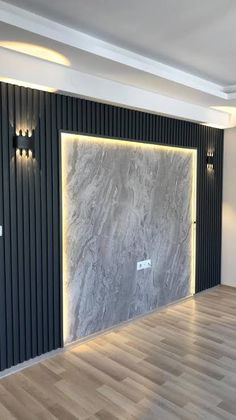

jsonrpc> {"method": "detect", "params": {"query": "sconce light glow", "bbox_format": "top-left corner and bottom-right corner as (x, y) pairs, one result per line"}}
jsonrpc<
(0, 42), (70, 66)
(14, 130), (35, 158)
(0, 77), (56, 93)
(206, 152), (214, 171)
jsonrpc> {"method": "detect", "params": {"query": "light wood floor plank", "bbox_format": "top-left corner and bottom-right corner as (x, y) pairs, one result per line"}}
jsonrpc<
(0, 285), (236, 419)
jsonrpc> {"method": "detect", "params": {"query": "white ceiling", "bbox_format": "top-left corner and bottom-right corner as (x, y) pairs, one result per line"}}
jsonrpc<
(1, 0), (236, 127)
(0, 22), (226, 107)
(5, 0), (236, 85)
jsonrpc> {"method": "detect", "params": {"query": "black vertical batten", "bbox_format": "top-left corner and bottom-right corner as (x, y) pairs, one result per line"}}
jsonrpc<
(0, 81), (224, 372)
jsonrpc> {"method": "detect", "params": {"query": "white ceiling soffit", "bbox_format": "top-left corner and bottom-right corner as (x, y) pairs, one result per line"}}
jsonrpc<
(0, 47), (230, 129)
(0, 0), (234, 128)
(0, 0), (229, 99)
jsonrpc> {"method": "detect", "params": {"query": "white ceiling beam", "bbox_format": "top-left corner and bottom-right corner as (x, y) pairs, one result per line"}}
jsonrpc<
(0, 48), (230, 128)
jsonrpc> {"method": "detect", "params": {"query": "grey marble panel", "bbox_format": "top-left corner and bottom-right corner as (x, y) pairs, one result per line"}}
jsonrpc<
(62, 135), (196, 344)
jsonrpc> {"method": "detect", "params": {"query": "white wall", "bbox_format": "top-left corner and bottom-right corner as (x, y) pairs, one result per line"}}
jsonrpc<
(222, 128), (236, 287)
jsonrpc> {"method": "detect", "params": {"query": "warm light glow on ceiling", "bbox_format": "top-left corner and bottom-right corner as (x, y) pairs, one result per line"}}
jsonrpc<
(211, 106), (236, 115)
(200, 123), (225, 129)
(0, 42), (70, 66)
(0, 77), (56, 93)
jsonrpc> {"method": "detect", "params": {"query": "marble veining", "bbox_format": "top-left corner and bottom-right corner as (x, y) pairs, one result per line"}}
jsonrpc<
(62, 134), (196, 344)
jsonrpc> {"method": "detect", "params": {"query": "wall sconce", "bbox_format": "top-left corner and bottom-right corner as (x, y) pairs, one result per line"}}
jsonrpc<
(206, 152), (214, 171)
(14, 130), (34, 157)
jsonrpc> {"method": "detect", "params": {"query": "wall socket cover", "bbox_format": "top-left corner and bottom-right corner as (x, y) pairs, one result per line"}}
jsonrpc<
(137, 259), (152, 271)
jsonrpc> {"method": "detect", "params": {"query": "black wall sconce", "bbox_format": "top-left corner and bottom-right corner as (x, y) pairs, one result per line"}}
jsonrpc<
(206, 151), (214, 171)
(14, 130), (35, 157)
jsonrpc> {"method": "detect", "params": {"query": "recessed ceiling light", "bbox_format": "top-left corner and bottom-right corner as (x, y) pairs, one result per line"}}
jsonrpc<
(0, 42), (70, 66)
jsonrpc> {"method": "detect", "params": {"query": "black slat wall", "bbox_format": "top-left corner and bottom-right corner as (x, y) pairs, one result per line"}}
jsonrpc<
(0, 82), (224, 371)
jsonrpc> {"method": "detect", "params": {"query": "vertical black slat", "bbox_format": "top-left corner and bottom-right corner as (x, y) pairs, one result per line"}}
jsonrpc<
(92, 102), (97, 134)
(147, 113), (151, 142)
(104, 104), (109, 137)
(215, 131), (220, 287)
(125, 108), (129, 139)
(163, 116), (167, 143)
(25, 89), (37, 357)
(152, 113), (156, 142)
(159, 116), (163, 142)
(15, 208), (25, 364)
(72, 97), (77, 132)
(207, 130), (212, 288)
(150, 114), (154, 142)
(166, 116), (171, 144)
(0, 84), (7, 371)
(200, 125), (206, 291)
(87, 101), (92, 133)
(124, 108), (128, 139)
(15, 86), (26, 363)
(51, 93), (61, 348)
(82, 99), (86, 132)
(167, 117), (171, 144)
(174, 119), (179, 145)
(120, 107), (125, 139)
(21, 88), (31, 361)
(2, 83), (14, 368)
(213, 132), (218, 286)
(21, 157), (32, 360)
(135, 111), (139, 140)
(195, 125), (200, 292)
(197, 127), (204, 292)
(211, 133), (215, 288)
(204, 132), (208, 292)
(203, 128), (208, 291)
(28, 93), (37, 358)
(197, 150), (202, 291)
(117, 107), (121, 139)
(67, 97), (73, 131)
(39, 91), (49, 353)
(77, 99), (82, 132)
(145, 112), (149, 141)
(62, 96), (67, 130)
(218, 131), (224, 285)
(113, 106), (117, 138)
(141, 111), (144, 139)
(100, 103), (105, 136)
(155, 115), (159, 142)
(96, 102), (101, 135)
(56, 94), (62, 132)
(110, 106), (114, 138)
(45, 93), (54, 351)
(8, 84), (20, 366)
(131, 108), (135, 140)
(171, 119), (176, 145)
(33, 94), (43, 356)
(213, 131), (220, 284)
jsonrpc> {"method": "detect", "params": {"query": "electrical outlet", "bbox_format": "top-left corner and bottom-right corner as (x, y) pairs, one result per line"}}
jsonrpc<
(137, 259), (152, 271)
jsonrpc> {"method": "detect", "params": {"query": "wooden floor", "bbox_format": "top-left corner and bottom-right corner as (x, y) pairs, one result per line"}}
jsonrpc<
(1, 286), (236, 419)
